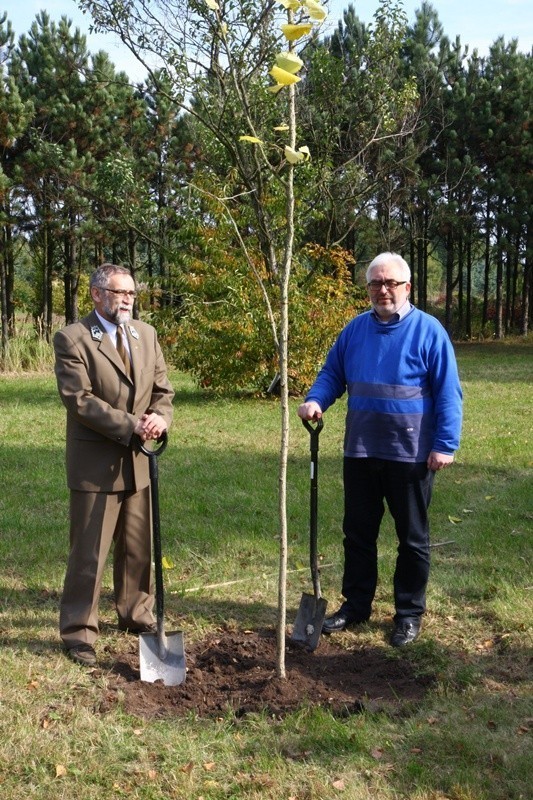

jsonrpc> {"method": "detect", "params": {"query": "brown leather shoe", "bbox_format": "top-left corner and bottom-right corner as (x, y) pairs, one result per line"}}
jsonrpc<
(67, 644), (97, 666)
(118, 622), (157, 635)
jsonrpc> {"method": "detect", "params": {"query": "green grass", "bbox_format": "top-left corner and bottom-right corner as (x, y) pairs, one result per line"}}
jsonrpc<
(0, 340), (532, 799)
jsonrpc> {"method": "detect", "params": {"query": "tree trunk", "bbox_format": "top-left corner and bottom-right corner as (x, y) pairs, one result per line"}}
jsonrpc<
(520, 219), (531, 336)
(63, 214), (80, 324)
(1, 199), (16, 359)
(457, 227), (464, 335)
(409, 228), (416, 306)
(276, 80), (298, 681)
(421, 206), (429, 310)
(0, 224), (9, 361)
(482, 197), (491, 329)
(510, 230), (520, 332)
(445, 228), (454, 333)
(494, 216), (504, 340)
(466, 238), (472, 339)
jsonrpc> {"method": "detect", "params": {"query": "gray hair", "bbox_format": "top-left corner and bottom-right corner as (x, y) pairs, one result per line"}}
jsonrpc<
(90, 263), (133, 289)
(366, 252), (411, 282)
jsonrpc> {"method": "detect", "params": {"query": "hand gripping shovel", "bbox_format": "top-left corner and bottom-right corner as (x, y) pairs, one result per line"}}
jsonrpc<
(139, 434), (186, 686)
(291, 417), (328, 651)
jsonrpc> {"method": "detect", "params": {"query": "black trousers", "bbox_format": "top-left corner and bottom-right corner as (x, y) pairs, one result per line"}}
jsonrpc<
(341, 457), (435, 622)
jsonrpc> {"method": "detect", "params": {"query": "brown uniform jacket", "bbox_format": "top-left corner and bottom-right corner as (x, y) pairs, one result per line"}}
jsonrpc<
(54, 311), (174, 493)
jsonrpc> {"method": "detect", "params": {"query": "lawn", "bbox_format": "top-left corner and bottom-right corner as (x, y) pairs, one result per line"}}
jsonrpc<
(0, 340), (531, 799)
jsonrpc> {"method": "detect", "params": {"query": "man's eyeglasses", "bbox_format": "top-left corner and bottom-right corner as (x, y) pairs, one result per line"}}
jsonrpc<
(97, 287), (138, 299)
(367, 280), (408, 291)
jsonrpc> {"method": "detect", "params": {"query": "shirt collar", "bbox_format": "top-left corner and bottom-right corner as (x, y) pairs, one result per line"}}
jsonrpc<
(371, 300), (413, 324)
(94, 311), (123, 342)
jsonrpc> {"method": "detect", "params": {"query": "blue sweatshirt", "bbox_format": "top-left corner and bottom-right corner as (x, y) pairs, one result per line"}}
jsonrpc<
(305, 307), (463, 462)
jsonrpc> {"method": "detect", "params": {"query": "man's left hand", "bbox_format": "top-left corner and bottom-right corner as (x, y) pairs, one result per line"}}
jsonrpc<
(427, 451), (454, 471)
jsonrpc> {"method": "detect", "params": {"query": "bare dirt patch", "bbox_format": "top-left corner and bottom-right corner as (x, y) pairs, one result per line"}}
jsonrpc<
(99, 627), (434, 719)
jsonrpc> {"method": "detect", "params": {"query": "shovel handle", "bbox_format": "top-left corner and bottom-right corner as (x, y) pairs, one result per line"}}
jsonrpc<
(302, 417), (323, 600)
(140, 432), (167, 636)
(302, 416), (323, 442)
(140, 430), (168, 457)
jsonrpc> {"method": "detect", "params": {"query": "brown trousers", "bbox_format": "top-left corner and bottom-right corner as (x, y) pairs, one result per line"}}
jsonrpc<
(60, 486), (154, 647)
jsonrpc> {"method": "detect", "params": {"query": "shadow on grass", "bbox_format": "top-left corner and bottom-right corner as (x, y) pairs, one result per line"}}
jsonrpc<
(0, 376), (58, 405)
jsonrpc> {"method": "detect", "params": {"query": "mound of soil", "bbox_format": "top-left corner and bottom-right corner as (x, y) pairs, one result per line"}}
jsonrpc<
(100, 628), (433, 719)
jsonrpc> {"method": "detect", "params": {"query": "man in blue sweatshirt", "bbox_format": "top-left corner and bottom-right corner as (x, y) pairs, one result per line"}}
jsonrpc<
(298, 252), (462, 646)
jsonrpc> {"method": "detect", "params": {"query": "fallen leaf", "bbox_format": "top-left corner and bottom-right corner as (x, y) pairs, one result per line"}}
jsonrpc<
(485, 495), (494, 501)
(147, 769), (157, 780)
(371, 748), (384, 760)
(55, 764), (67, 778)
(250, 773), (274, 787)
(410, 747), (422, 753)
(203, 762), (216, 771)
(180, 761), (194, 774)
(332, 778), (346, 790)
(448, 515), (462, 524)
(27, 680), (39, 690)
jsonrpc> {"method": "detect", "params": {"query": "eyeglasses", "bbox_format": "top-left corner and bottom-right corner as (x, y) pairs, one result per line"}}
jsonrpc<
(367, 280), (408, 291)
(97, 287), (137, 299)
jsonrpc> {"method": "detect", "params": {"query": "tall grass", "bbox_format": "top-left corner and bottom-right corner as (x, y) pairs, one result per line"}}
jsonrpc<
(0, 325), (55, 373)
(0, 340), (531, 799)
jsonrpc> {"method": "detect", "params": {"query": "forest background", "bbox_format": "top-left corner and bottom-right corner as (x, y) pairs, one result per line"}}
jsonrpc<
(0, 0), (531, 392)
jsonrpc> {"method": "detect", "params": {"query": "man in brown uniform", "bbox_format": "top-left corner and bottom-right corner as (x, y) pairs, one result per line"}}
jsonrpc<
(54, 263), (174, 665)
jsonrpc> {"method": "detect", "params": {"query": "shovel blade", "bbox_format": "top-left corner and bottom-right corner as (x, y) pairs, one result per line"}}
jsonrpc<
(291, 593), (328, 651)
(139, 631), (186, 686)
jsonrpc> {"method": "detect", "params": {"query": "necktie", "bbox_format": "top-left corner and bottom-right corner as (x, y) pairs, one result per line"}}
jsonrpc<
(116, 325), (132, 379)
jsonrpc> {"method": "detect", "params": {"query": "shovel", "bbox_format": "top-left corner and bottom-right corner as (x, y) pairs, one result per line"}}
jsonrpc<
(139, 433), (186, 686)
(291, 417), (328, 651)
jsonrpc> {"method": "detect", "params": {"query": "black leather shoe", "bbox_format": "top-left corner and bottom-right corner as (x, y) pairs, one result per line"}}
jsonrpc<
(67, 644), (97, 666)
(390, 619), (421, 647)
(322, 609), (369, 634)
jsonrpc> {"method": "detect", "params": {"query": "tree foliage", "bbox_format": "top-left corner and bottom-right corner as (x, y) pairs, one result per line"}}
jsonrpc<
(1, 1), (531, 370)
(170, 233), (367, 393)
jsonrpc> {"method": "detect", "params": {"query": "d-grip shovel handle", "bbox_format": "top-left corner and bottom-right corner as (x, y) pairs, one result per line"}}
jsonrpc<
(302, 417), (323, 600)
(140, 430), (168, 458)
(302, 416), (323, 444)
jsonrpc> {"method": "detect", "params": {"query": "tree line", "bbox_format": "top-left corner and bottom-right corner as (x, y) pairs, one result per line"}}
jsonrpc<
(1, 1), (531, 384)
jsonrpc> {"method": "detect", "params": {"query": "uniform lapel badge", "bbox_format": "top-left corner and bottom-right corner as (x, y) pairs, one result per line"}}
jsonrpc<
(128, 325), (139, 340)
(90, 325), (104, 341)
